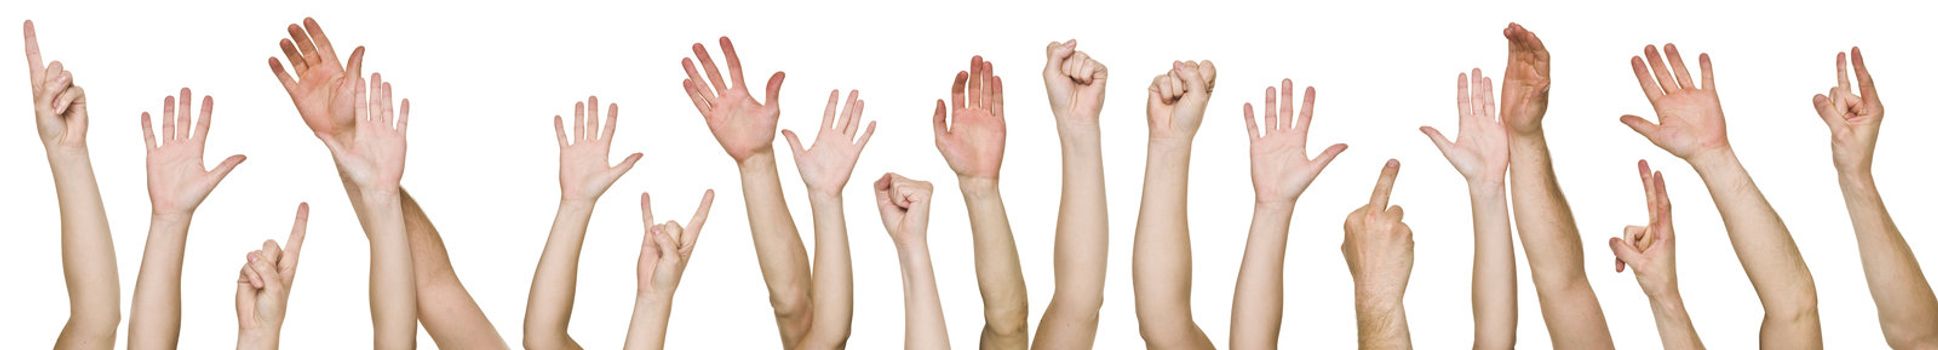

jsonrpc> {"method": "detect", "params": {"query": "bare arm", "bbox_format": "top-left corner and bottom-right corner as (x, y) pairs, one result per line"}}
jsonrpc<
(783, 90), (875, 348)
(1345, 161), (1413, 350)
(236, 203), (310, 350)
(1621, 44), (1820, 346)
(1231, 79), (1347, 349)
(934, 56), (1029, 348)
(1496, 23), (1614, 349)
(1420, 69), (1515, 349)
(26, 21), (121, 349)
(523, 97), (642, 350)
(1610, 161), (1704, 350)
(130, 90), (247, 349)
(625, 191), (715, 350)
(323, 74), (417, 349)
(1132, 60), (1215, 349)
(1034, 39), (1111, 349)
(875, 174), (950, 350)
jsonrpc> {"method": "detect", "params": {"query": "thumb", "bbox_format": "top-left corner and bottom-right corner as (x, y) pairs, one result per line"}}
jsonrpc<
(1420, 126), (1455, 159)
(1609, 236), (1644, 273)
(612, 152), (643, 177)
(781, 129), (805, 159)
(1618, 115), (1661, 141)
(209, 155), (248, 184)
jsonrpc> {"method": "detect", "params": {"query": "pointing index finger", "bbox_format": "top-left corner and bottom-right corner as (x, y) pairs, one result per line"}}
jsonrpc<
(283, 202), (310, 268)
(24, 20), (44, 85)
(1370, 159), (1400, 210)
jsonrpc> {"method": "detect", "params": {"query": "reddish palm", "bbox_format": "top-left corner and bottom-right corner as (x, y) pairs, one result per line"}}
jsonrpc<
(267, 17), (364, 144)
(936, 56), (1006, 180)
(682, 37), (786, 162)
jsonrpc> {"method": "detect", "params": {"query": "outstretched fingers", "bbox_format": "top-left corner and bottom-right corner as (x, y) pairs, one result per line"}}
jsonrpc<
(24, 20), (44, 85)
(683, 190), (716, 252)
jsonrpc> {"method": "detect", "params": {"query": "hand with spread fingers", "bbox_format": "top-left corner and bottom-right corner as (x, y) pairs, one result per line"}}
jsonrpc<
(1146, 60), (1217, 142)
(683, 37), (786, 163)
(267, 17), (366, 145)
(322, 74), (409, 196)
(1620, 44), (1728, 162)
(1422, 69), (1508, 187)
(556, 96), (643, 202)
(783, 90), (877, 197)
(142, 89), (247, 219)
(934, 55), (1031, 348)
(1422, 69), (1517, 349)
(1609, 161), (1704, 350)
(1343, 160), (1413, 349)
(236, 203), (311, 350)
(1245, 79), (1348, 204)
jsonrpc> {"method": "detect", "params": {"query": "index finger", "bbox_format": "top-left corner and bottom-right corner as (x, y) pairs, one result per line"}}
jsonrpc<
(283, 202), (310, 268)
(1369, 159), (1400, 209)
(24, 20), (44, 84)
(685, 189), (715, 244)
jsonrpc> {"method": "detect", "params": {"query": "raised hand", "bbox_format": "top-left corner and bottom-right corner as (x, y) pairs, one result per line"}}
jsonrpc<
(267, 17), (366, 144)
(683, 37), (786, 162)
(236, 203), (310, 350)
(1244, 79), (1348, 204)
(555, 96), (642, 202)
(1611, 161), (1677, 294)
(1043, 40), (1107, 129)
(1810, 48), (1883, 174)
(1622, 44), (1728, 161)
(322, 74), (409, 196)
(1422, 69), (1509, 186)
(638, 191), (715, 297)
(1343, 160), (1413, 348)
(1147, 61), (1217, 142)
(1499, 23), (1550, 136)
(873, 173), (935, 243)
(783, 90), (877, 196)
(935, 56), (1006, 180)
(25, 20), (89, 150)
(143, 89), (247, 218)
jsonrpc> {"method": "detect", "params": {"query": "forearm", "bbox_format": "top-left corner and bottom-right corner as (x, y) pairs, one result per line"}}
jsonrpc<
(1688, 150), (1819, 324)
(803, 193), (855, 347)
(343, 176), (505, 348)
(46, 149), (121, 335)
(1354, 296), (1411, 350)
(1230, 201), (1294, 349)
(523, 201), (595, 349)
(1505, 134), (1612, 347)
(737, 153), (815, 339)
(897, 238), (951, 350)
(361, 192), (418, 349)
(1468, 184), (1516, 349)
(623, 293), (675, 350)
(237, 329), (281, 350)
(1646, 294), (1704, 350)
(130, 215), (194, 349)
(1836, 172), (1938, 345)
(958, 178), (1029, 345)
(1131, 139), (1206, 344)
(1036, 127), (1108, 348)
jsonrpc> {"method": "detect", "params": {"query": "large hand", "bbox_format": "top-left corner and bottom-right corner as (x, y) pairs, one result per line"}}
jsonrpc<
(24, 21), (89, 149)
(1422, 69), (1509, 186)
(1610, 161), (1679, 298)
(236, 203), (310, 347)
(1043, 40), (1107, 128)
(935, 56), (1006, 180)
(267, 17), (365, 145)
(873, 173), (935, 244)
(322, 74), (408, 196)
(683, 37), (786, 162)
(1810, 48), (1884, 174)
(143, 88), (247, 218)
(638, 191), (715, 296)
(1146, 61), (1217, 142)
(1244, 79), (1348, 204)
(554, 96), (642, 202)
(1622, 44), (1729, 161)
(1343, 160), (1413, 301)
(783, 90), (877, 196)
(1499, 23), (1550, 136)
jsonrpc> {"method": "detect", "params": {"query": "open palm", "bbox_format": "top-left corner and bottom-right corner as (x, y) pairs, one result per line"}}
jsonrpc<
(936, 56), (1006, 180)
(325, 74), (408, 194)
(1245, 79), (1347, 203)
(555, 96), (642, 202)
(143, 89), (246, 217)
(1623, 44), (1729, 160)
(268, 18), (364, 144)
(1423, 69), (1508, 185)
(682, 37), (786, 162)
(784, 90), (877, 195)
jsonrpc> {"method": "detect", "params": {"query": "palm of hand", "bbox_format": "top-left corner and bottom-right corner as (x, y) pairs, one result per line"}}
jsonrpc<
(147, 144), (219, 215)
(1250, 136), (1324, 202)
(1427, 70), (1510, 183)
(937, 108), (1005, 179)
(786, 91), (875, 194)
(328, 76), (406, 193)
(556, 99), (640, 202)
(1500, 23), (1551, 135)
(1644, 93), (1728, 158)
(704, 89), (781, 161)
(290, 64), (358, 142)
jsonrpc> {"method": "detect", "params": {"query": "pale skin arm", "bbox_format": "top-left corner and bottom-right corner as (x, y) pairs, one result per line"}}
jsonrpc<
(236, 203), (310, 350)
(624, 191), (715, 350)
(1230, 79), (1347, 349)
(524, 97), (643, 350)
(1132, 60), (1216, 349)
(130, 89), (248, 349)
(933, 55), (1028, 348)
(321, 74), (416, 349)
(1419, 69), (1514, 349)
(874, 173), (949, 350)
(1035, 39), (1111, 349)
(1495, 23), (1615, 349)
(1610, 161), (1704, 350)
(678, 37), (816, 347)
(1621, 44), (1820, 347)
(1808, 48), (1938, 348)
(782, 90), (876, 348)
(25, 20), (121, 349)
(1345, 160), (1412, 350)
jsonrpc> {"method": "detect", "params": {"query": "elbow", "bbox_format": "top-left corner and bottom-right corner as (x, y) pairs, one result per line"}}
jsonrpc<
(770, 292), (814, 324)
(61, 312), (121, 347)
(1881, 321), (1938, 349)
(1764, 290), (1820, 331)
(985, 302), (1031, 340)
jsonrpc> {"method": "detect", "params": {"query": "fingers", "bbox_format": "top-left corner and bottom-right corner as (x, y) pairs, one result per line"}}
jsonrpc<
(1610, 230), (1644, 272)
(573, 101), (586, 142)
(602, 102), (620, 142)
(1630, 56), (1664, 102)
(1665, 44), (1697, 90)
(285, 24), (317, 66)
(1852, 47), (1878, 105)
(195, 95), (214, 143)
(284, 202), (309, 272)
(721, 37), (745, 90)
(1312, 143), (1348, 172)
(951, 71), (969, 111)
(1478, 77), (1496, 123)
(25, 20), (43, 85)
(820, 90), (839, 132)
(1296, 86), (1316, 131)
(248, 250), (282, 292)
(38, 62), (68, 105)
(553, 115), (569, 147)
(344, 46), (365, 82)
(1698, 53), (1715, 92)
(651, 225), (680, 262)
(242, 252), (266, 289)
(176, 88), (193, 140)
(686, 190), (715, 242)
(764, 72), (786, 106)
(662, 222), (692, 255)
(1175, 61), (1212, 95)
(1836, 52), (1851, 94)
(162, 95), (178, 142)
(278, 40), (308, 74)
(692, 43), (729, 94)
(1369, 159), (1400, 210)
(932, 100), (949, 135)
(639, 192), (655, 233)
(1643, 45), (1680, 94)
(52, 83), (83, 116)
(269, 57), (299, 94)
(1812, 93), (1840, 127)
(1457, 71), (1474, 121)
(1650, 169), (1673, 234)
(990, 68), (1004, 115)
(1620, 114), (1661, 140)
(1044, 39), (1075, 77)
(302, 18), (338, 66)
(397, 99), (410, 135)
(140, 113), (157, 150)
(1242, 103), (1260, 140)
(968, 56), (983, 108)
(682, 58), (716, 106)
(1262, 86), (1279, 133)
(782, 129), (805, 158)
(683, 79), (712, 114)
(584, 97), (601, 142)
(842, 90), (862, 136)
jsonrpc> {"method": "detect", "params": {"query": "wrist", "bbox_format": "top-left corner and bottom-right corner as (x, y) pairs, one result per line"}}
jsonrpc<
(237, 328), (280, 350)
(1685, 147), (1738, 174)
(150, 212), (193, 228)
(807, 189), (843, 203)
(1148, 135), (1195, 151)
(1836, 168), (1875, 186)
(558, 198), (596, 212)
(1254, 198), (1297, 211)
(1646, 290), (1686, 312)
(359, 189), (402, 205)
(42, 144), (90, 163)
(1466, 179), (1505, 195)
(735, 151), (777, 173)
(1353, 290), (1404, 314)
(958, 176), (1000, 198)
(894, 234), (930, 252)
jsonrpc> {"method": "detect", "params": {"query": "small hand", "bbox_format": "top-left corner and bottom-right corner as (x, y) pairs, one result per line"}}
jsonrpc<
(266, 17), (365, 145)
(322, 73), (409, 196)
(1622, 44), (1729, 161)
(143, 88), (247, 218)
(1421, 69), (1509, 186)
(237, 203), (309, 343)
(555, 96), (642, 202)
(1499, 23), (1551, 136)
(24, 20), (90, 149)
(1043, 40), (1107, 128)
(783, 90), (877, 196)
(1343, 160), (1412, 300)
(1244, 79), (1347, 204)
(1610, 160), (1678, 298)
(935, 56), (1006, 180)
(1147, 60), (1217, 142)
(873, 173), (935, 245)
(683, 37), (786, 162)
(1810, 48), (1884, 174)
(639, 190), (716, 296)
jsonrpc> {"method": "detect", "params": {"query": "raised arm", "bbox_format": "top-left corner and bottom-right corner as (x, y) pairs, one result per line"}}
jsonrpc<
(678, 37), (815, 346)
(524, 97), (643, 349)
(874, 173), (950, 350)
(1132, 60), (1216, 349)
(625, 191), (715, 350)
(933, 56), (1028, 348)
(1344, 160), (1413, 349)
(25, 21), (120, 349)
(1609, 161), (1703, 350)
(782, 90), (876, 348)
(1808, 48), (1938, 348)
(1419, 69), (1514, 349)
(1495, 23), (1615, 348)
(321, 74), (417, 349)
(1621, 44), (1821, 347)
(131, 89), (248, 349)
(1034, 39), (1111, 349)
(236, 203), (311, 350)
(1231, 79), (1347, 349)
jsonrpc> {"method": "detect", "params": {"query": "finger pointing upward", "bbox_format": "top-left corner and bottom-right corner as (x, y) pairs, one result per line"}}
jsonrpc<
(1370, 159), (1400, 210)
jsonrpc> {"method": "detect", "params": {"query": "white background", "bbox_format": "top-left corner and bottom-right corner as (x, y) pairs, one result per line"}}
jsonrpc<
(3, 0), (1934, 348)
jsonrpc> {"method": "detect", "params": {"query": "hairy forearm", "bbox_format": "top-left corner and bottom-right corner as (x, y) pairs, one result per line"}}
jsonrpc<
(1132, 139), (1209, 346)
(1354, 296), (1411, 349)
(360, 192), (418, 349)
(958, 178), (1030, 346)
(46, 149), (121, 345)
(1505, 134), (1612, 347)
(130, 215), (194, 349)
(1646, 294), (1704, 350)
(1468, 184), (1516, 349)
(623, 293), (675, 350)
(897, 238), (951, 350)
(802, 193), (854, 347)
(337, 174), (505, 349)
(523, 201), (596, 349)
(1836, 172), (1938, 346)
(1036, 127), (1108, 348)
(737, 153), (815, 344)
(1687, 150), (1820, 333)
(1231, 201), (1294, 349)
